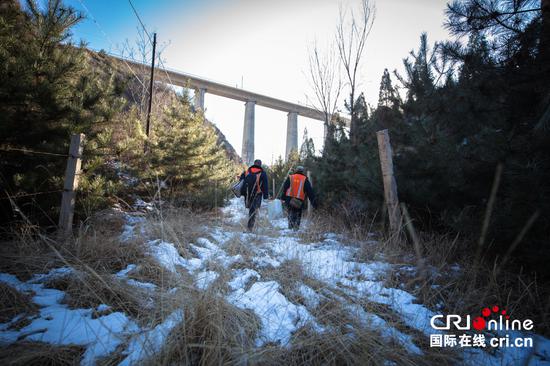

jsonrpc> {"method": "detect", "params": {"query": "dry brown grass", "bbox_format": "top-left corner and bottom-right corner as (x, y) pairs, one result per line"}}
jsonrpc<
(0, 232), (59, 282)
(262, 259), (304, 301)
(223, 234), (256, 259)
(367, 226), (550, 337)
(255, 328), (418, 366)
(0, 228), (145, 283)
(0, 283), (37, 325)
(152, 289), (260, 365)
(0, 342), (84, 366)
(63, 233), (146, 273)
(3, 198), (548, 364)
(44, 270), (154, 321)
(86, 208), (127, 237)
(127, 259), (180, 289)
(148, 207), (210, 250)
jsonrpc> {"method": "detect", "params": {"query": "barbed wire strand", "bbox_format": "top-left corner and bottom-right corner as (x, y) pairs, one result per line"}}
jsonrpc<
(0, 190), (64, 200)
(0, 147), (69, 157)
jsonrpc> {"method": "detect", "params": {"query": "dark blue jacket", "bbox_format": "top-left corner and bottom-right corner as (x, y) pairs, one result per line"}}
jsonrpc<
(240, 165), (269, 199)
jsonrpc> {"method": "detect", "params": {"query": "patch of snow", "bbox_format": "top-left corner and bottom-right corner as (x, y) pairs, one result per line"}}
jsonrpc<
(96, 304), (111, 312)
(121, 214), (146, 242)
(269, 236), (389, 283)
(271, 218), (289, 230)
(228, 269), (260, 291)
(29, 267), (73, 283)
(115, 264), (156, 290)
(0, 314), (23, 332)
(190, 238), (242, 268)
(345, 304), (422, 355)
(115, 264), (137, 278)
(297, 284), (321, 309)
(134, 198), (154, 211)
(118, 310), (183, 366)
(228, 280), (318, 347)
(195, 270), (219, 290)
(0, 273), (25, 290)
(0, 271), (139, 366)
(209, 227), (233, 244)
(126, 279), (157, 290)
(252, 255), (281, 268)
(221, 197), (247, 224)
(147, 240), (201, 273)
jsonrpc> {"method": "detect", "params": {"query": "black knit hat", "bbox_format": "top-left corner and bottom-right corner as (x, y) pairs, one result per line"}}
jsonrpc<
(254, 159), (262, 166)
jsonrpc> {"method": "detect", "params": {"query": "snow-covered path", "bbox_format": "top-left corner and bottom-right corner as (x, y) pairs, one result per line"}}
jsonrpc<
(1, 197), (549, 365)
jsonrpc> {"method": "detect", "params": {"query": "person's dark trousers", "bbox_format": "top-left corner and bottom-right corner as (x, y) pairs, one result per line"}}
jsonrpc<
(247, 195), (263, 230)
(288, 206), (303, 230)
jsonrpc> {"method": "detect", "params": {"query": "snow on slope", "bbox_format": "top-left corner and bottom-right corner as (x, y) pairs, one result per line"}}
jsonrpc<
(1, 197), (550, 365)
(0, 270), (139, 366)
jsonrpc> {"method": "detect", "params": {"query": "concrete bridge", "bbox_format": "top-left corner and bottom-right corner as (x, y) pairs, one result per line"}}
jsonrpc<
(111, 55), (346, 164)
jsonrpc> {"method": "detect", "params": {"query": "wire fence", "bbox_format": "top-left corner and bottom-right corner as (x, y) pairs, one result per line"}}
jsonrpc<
(0, 147), (69, 158)
(0, 190), (65, 201)
(1, 146), (70, 202)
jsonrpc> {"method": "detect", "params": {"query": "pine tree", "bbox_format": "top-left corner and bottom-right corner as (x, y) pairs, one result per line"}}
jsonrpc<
(147, 98), (235, 207)
(377, 69), (400, 109)
(0, 0), (127, 225)
(299, 128), (315, 163)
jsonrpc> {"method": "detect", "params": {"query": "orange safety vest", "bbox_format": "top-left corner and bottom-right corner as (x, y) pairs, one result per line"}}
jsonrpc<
(286, 174), (306, 200)
(245, 167), (262, 193)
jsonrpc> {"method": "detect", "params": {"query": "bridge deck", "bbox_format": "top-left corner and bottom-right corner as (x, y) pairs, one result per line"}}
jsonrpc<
(111, 55), (347, 124)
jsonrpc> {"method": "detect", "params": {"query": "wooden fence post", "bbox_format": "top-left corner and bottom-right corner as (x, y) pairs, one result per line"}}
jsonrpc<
(307, 171), (313, 217)
(376, 129), (401, 234)
(58, 133), (85, 235)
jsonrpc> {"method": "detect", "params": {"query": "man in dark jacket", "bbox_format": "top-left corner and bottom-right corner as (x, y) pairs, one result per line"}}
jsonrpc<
(281, 166), (316, 230)
(240, 159), (269, 231)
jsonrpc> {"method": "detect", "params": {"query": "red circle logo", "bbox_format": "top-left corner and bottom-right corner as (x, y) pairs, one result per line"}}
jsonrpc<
(472, 316), (487, 331)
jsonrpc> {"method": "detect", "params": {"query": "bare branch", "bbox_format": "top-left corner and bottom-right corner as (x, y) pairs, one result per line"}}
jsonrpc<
(335, 0), (376, 145)
(306, 40), (343, 141)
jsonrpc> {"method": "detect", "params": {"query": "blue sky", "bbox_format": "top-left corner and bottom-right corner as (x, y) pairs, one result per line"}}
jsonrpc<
(55, 0), (452, 164)
(65, 0), (212, 53)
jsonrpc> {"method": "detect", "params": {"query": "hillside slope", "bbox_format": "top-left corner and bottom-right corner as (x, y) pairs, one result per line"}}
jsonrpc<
(1, 198), (549, 365)
(88, 50), (241, 163)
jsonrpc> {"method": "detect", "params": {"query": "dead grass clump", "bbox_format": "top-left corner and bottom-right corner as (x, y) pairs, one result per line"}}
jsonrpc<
(45, 271), (151, 320)
(256, 326), (417, 366)
(262, 259), (304, 301)
(149, 207), (210, 249)
(308, 206), (378, 241)
(0, 283), (37, 324)
(0, 342), (84, 366)
(0, 228), (145, 283)
(0, 235), (59, 282)
(127, 257), (180, 289)
(62, 232), (145, 274)
(154, 290), (260, 365)
(86, 208), (127, 237)
(366, 226), (550, 337)
(223, 234), (256, 259)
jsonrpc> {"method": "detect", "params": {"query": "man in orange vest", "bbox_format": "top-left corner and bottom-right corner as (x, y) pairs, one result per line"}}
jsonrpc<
(239, 159), (269, 231)
(281, 166), (316, 230)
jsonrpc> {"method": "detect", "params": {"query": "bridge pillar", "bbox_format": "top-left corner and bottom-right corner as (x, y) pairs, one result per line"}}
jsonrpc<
(286, 111), (298, 159)
(193, 88), (206, 111)
(242, 101), (256, 165)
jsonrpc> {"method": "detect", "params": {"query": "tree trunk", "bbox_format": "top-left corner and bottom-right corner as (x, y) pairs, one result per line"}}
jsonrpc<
(542, 0), (550, 60)
(349, 91), (357, 146)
